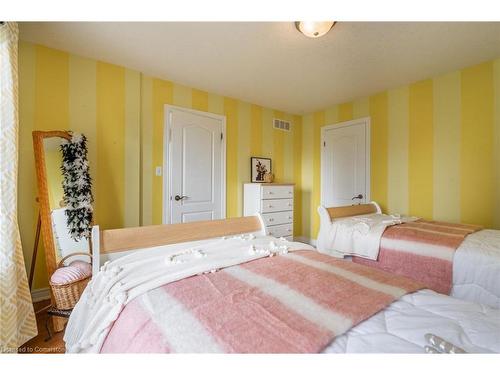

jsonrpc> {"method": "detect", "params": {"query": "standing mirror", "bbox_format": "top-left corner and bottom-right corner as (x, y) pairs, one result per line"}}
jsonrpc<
(32, 130), (92, 331)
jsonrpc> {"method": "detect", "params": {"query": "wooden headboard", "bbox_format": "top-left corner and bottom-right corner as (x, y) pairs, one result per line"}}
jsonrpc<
(325, 203), (381, 220)
(91, 216), (265, 275)
(98, 216), (263, 253)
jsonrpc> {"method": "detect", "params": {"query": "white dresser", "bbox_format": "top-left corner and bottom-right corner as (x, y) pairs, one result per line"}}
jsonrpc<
(243, 183), (294, 240)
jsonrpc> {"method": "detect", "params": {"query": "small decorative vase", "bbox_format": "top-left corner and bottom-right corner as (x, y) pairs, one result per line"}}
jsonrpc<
(263, 172), (274, 183)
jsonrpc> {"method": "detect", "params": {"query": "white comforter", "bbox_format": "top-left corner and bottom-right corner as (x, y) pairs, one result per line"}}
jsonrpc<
(324, 289), (500, 353)
(452, 230), (500, 309)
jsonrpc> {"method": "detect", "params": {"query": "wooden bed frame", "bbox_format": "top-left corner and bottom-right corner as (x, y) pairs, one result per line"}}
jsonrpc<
(91, 216), (266, 275)
(317, 201), (382, 235)
(319, 202), (382, 221)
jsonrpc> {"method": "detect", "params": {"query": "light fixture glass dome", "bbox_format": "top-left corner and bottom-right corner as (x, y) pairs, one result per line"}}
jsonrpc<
(295, 21), (335, 38)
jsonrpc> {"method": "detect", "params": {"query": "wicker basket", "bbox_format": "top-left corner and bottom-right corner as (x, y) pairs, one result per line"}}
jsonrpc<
(49, 252), (91, 310)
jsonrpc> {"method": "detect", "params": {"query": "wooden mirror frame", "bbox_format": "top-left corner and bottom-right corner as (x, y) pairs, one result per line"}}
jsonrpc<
(32, 130), (71, 331)
(32, 130), (71, 277)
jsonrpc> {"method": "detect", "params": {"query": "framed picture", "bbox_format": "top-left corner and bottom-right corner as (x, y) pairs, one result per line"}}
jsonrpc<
(250, 157), (272, 183)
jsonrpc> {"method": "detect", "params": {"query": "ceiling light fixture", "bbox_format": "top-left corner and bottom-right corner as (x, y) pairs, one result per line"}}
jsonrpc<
(295, 21), (336, 38)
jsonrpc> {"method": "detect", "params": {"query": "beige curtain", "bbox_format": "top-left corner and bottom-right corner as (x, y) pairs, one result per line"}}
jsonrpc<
(0, 22), (37, 352)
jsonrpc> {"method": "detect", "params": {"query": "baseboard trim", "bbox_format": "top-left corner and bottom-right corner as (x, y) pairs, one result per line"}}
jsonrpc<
(31, 287), (50, 303)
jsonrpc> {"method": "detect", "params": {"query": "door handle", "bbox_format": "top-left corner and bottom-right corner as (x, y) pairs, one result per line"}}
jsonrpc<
(352, 194), (363, 200)
(174, 195), (188, 201)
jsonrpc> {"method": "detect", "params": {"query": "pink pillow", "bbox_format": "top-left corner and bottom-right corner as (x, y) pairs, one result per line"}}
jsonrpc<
(70, 260), (92, 275)
(50, 263), (91, 285)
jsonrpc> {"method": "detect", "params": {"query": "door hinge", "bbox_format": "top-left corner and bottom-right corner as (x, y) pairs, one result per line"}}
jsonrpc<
(221, 132), (223, 141)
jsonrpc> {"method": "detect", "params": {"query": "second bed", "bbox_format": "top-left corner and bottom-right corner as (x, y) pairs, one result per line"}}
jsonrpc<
(317, 203), (500, 308)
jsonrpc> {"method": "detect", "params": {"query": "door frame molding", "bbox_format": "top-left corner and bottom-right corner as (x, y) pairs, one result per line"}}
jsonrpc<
(320, 116), (371, 206)
(163, 105), (227, 224)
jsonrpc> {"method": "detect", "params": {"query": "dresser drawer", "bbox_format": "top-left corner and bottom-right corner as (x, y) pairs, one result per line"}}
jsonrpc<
(266, 223), (293, 238)
(261, 198), (293, 213)
(261, 211), (293, 226)
(261, 185), (294, 200)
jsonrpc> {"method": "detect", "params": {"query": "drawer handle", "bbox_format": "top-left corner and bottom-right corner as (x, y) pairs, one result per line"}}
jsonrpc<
(269, 218), (274, 222)
(268, 191), (273, 194)
(287, 228), (292, 232)
(288, 216), (292, 219)
(269, 232), (273, 236)
(268, 205), (273, 208)
(288, 203), (292, 207)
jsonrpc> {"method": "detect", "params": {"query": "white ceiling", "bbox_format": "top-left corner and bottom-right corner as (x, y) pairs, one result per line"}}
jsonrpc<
(19, 22), (500, 114)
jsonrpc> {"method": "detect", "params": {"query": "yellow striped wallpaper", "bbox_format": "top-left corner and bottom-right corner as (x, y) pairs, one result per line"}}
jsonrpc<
(18, 41), (302, 289)
(17, 40), (500, 288)
(302, 58), (500, 238)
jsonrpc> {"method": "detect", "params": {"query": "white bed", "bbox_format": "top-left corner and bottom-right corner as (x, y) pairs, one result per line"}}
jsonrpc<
(324, 289), (500, 353)
(450, 229), (500, 308)
(317, 204), (500, 309)
(65, 216), (500, 353)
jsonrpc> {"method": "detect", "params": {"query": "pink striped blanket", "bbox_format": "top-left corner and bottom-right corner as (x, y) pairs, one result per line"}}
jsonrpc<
(100, 250), (422, 353)
(353, 220), (481, 295)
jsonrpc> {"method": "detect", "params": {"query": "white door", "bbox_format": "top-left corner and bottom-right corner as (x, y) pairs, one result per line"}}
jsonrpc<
(165, 106), (226, 224)
(321, 118), (370, 208)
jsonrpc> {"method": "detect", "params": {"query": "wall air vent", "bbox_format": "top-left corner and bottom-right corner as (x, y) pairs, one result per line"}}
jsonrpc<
(273, 118), (291, 132)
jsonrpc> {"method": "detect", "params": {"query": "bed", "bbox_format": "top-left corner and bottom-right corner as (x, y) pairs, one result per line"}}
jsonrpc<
(64, 216), (500, 353)
(317, 203), (500, 309)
